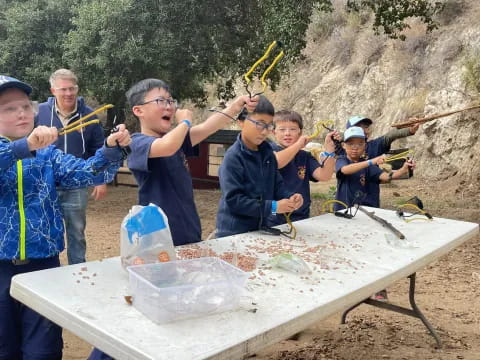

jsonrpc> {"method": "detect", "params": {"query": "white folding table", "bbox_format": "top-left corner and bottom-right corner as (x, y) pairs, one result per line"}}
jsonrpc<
(10, 208), (479, 359)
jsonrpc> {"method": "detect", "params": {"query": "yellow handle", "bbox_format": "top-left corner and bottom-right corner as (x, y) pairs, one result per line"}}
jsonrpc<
(58, 120), (100, 135)
(61, 104), (114, 132)
(307, 120), (335, 140)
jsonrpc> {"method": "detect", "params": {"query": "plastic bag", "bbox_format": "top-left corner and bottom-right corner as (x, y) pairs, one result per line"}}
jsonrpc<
(120, 204), (175, 270)
(269, 253), (311, 274)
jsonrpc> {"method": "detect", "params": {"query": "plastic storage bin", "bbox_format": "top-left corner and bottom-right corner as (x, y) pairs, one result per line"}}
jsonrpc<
(127, 257), (248, 324)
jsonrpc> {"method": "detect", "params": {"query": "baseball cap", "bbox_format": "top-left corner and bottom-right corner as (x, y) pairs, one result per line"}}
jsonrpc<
(0, 75), (32, 95)
(346, 115), (372, 129)
(343, 126), (366, 141)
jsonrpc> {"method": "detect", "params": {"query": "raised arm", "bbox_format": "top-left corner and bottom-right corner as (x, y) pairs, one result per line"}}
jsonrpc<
(274, 135), (310, 169)
(149, 109), (192, 158)
(340, 155), (386, 175)
(189, 95), (258, 146)
(312, 131), (338, 181)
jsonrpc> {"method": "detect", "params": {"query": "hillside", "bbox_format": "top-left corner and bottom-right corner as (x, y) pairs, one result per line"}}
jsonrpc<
(266, 0), (480, 188)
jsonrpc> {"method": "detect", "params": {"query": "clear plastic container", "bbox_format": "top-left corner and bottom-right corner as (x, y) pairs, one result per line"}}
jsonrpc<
(127, 257), (248, 324)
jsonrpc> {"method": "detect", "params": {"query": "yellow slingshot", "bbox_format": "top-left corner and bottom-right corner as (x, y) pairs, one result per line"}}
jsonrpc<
(396, 203), (433, 223)
(385, 149), (414, 163)
(307, 120), (335, 140)
(58, 104), (113, 135)
(244, 41), (284, 98)
(282, 212), (297, 239)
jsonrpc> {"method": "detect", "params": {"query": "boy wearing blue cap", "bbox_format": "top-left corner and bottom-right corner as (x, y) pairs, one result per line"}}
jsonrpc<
(344, 115), (419, 157)
(340, 115), (419, 207)
(0, 75), (130, 359)
(335, 126), (415, 211)
(216, 97), (303, 237)
(336, 126), (415, 301)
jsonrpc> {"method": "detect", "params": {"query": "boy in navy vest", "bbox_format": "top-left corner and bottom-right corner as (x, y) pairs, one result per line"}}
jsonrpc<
(216, 97), (303, 237)
(335, 126), (414, 210)
(267, 110), (338, 226)
(339, 115), (419, 207)
(335, 126), (415, 301)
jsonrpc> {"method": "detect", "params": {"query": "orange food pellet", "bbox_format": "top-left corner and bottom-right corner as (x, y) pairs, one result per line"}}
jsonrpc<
(157, 251), (170, 262)
(132, 257), (145, 265)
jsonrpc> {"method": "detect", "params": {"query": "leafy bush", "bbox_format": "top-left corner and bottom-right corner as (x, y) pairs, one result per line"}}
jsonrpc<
(464, 51), (480, 94)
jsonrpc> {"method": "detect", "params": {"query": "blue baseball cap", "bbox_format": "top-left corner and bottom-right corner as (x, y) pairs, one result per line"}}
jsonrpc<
(0, 75), (32, 95)
(346, 115), (372, 129)
(344, 126), (366, 141)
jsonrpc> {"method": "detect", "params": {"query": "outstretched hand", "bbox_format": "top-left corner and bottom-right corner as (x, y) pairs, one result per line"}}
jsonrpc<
(106, 124), (131, 148)
(27, 126), (58, 151)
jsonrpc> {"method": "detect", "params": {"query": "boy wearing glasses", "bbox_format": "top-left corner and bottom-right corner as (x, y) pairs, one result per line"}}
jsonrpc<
(336, 126), (414, 301)
(125, 78), (258, 246)
(216, 96), (303, 238)
(341, 115), (419, 207)
(0, 75), (130, 360)
(267, 110), (339, 226)
(335, 126), (414, 211)
(35, 69), (107, 265)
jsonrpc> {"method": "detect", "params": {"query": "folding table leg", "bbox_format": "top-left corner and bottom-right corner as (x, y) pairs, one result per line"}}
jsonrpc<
(340, 273), (442, 348)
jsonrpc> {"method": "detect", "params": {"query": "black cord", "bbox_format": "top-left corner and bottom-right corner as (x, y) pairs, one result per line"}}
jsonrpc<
(208, 108), (238, 121)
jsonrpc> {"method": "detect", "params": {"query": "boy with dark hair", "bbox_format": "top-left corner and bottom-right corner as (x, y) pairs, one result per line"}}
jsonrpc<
(126, 78), (258, 246)
(267, 110), (338, 226)
(0, 75), (130, 360)
(216, 97), (303, 237)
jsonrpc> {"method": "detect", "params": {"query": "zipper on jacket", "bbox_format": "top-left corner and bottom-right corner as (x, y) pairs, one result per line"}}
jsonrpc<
(16, 160), (27, 260)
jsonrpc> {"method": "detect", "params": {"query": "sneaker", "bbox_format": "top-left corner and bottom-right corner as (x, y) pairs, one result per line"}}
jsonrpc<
(372, 289), (388, 302)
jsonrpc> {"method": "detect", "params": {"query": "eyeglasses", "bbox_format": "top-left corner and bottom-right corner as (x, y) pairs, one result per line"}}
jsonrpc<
(140, 97), (178, 108)
(246, 117), (274, 131)
(53, 85), (79, 94)
(0, 101), (37, 116)
(344, 142), (365, 149)
(275, 127), (300, 133)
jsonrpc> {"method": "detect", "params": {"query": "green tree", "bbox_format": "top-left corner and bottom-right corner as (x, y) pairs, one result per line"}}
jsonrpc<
(0, 0), (79, 100)
(346, 0), (444, 40)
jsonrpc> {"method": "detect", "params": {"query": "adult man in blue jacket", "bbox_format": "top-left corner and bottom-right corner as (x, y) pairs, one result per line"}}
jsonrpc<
(35, 69), (107, 264)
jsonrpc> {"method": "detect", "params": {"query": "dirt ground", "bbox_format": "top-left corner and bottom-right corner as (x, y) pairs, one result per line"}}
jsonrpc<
(61, 177), (480, 360)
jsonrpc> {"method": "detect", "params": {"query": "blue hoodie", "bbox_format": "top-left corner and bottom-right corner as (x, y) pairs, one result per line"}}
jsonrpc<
(216, 135), (293, 238)
(35, 96), (105, 160)
(0, 136), (123, 261)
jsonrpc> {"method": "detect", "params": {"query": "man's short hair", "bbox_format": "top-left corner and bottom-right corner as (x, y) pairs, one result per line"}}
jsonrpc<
(273, 110), (304, 130)
(49, 69), (78, 87)
(125, 79), (171, 108)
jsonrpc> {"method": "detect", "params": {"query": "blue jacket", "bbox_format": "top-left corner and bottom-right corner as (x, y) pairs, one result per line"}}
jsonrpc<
(35, 97), (105, 160)
(216, 135), (293, 238)
(0, 136), (123, 261)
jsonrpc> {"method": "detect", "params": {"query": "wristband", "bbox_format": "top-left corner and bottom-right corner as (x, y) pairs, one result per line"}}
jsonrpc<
(321, 151), (335, 158)
(367, 159), (373, 166)
(271, 200), (278, 215)
(181, 119), (192, 128)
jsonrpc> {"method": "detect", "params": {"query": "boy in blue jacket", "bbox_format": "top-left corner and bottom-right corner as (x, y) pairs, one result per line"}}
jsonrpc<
(216, 96), (303, 238)
(0, 75), (130, 360)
